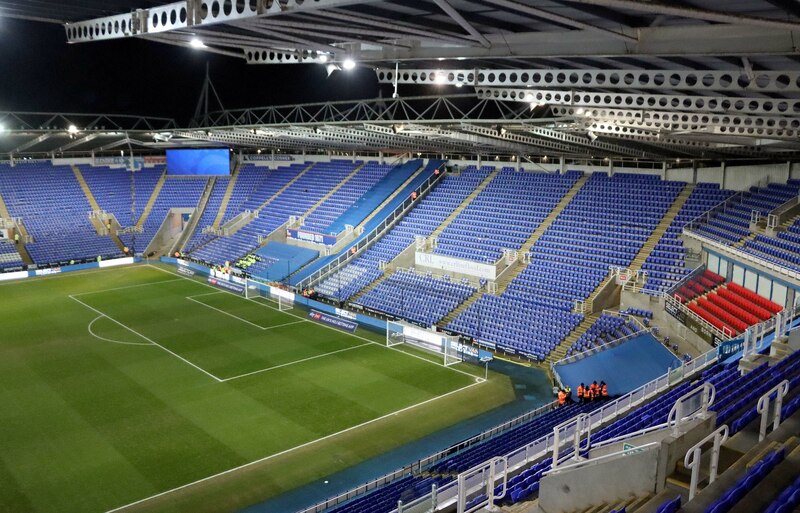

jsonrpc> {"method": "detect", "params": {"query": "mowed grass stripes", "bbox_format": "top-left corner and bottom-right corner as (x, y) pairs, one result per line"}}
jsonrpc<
(0, 265), (514, 513)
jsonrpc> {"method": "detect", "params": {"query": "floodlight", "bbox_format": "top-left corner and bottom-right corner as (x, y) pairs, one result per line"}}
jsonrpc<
(67, 124), (79, 135)
(575, 107), (585, 115)
(190, 38), (206, 49)
(434, 72), (447, 85)
(455, 81), (463, 88)
(326, 63), (341, 76)
(318, 53), (329, 63)
(342, 58), (356, 70)
(0, 123), (5, 132)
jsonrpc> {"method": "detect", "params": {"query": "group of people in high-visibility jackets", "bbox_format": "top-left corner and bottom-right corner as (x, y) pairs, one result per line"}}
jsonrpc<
(558, 381), (609, 406)
(576, 381), (608, 403)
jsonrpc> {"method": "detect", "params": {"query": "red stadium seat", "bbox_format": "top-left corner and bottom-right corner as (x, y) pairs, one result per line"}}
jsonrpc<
(718, 287), (772, 321)
(725, 282), (783, 314)
(707, 293), (761, 327)
(688, 302), (738, 337)
(697, 298), (747, 333)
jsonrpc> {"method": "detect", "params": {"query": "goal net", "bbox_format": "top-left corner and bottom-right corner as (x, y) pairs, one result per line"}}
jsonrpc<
(245, 278), (293, 311)
(387, 320), (463, 367)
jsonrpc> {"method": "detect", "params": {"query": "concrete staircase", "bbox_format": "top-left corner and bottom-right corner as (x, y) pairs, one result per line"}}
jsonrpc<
(174, 177), (216, 254)
(495, 174), (589, 296)
(350, 169), (501, 305)
(547, 313), (599, 364)
(256, 162), (314, 211)
(135, 169), (167, 229)
(629, 183), (695, 271)
(212, 161), (241, 228)
(429, 168), (500, 241)
(0, 190), (33, 265)
(440, 175), (590, 331)
(297, 162), (366, 224)
(71, 165), (127, 252)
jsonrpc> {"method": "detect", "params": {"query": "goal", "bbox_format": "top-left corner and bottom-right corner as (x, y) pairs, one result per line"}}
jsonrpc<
(245, 278), (293, 311)
(387, 320), (463, 367)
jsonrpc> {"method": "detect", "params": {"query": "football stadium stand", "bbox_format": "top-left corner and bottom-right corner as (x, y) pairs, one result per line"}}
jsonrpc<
(447, 173), (683, 360)
(0, 239), (23, 270)
(0, 163), (122, 264)
(314, 165), (492, 302)
(1, 157), (799, 513)
(642, 183), (735, 295)
(189, 161), (359, 265)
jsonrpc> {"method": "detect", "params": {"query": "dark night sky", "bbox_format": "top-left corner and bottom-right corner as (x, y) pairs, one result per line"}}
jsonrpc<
(0, 18), (387, 124)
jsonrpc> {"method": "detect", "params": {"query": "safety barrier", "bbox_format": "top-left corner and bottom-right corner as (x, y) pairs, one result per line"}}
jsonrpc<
(390, 347), (720, 513)
(298, 168), (446, 289)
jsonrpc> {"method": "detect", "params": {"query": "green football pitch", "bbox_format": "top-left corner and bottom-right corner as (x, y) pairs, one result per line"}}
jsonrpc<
(0, 264), (514, 513)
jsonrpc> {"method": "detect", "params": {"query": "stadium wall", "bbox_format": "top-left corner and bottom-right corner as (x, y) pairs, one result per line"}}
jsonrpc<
(0, 256), (138, 282)
(160, 256), (387, 332)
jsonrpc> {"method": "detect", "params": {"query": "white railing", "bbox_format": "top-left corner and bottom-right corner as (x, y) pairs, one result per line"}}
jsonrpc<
(685, 424), (729, 500)
(666, 382), (715, 436)
(298, 167), (446, 289)
(664, 292), (735, 341)
(757, 379), (790, 442)
(295, 399), (558, 513)
(546, 441), (660, 476)
(388, 347), (721, 513)
(682, 229), (800, 282)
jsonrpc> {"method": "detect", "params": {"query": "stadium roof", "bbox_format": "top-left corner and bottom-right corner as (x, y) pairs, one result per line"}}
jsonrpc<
(4, 0), (800, 161)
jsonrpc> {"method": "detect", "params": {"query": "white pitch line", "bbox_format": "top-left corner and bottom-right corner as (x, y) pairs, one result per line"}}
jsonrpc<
(69, 295), (223, 383)
(145, 264), (483, 381)
(72, 277), (184, 297)
(186, 296), (269, 330)
(88, 316), (154, 346)
(185, 291), (224, 299)
(220, 342), (373, 382)
(102, 379), (483, 513)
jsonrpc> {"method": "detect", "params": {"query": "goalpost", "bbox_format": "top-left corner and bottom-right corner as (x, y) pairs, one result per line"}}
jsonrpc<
(244, 278), (293, 311)
(387, 320), (464, 367)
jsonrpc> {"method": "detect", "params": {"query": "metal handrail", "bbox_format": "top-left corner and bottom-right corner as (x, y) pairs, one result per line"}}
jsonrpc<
(682, 229), (800, 282)
(545, 441), (660, 476)
(297, 166), (445, 289)
(664, 292), (734, 341)
(387, 348), (720, 513)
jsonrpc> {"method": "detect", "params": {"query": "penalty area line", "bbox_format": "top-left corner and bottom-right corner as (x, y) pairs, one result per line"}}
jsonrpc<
(145, 264), (484, 381)
(69, 295), (223, 383)
(220, 342), (373, 382)
(102, 379), (483, 513)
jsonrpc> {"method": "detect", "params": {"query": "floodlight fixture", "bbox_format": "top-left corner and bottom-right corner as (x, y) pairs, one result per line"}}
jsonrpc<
(342, 58), (356, 70)
(190, 38), (206, 49)
(326, 63), (341, 76)
(67, 124), (79, 135)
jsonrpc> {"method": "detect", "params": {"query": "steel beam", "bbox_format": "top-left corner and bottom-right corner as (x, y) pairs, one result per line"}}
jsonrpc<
(566, 0), (800, 32)
(476, 87), (800, 117)
(353, 25), (797, 62)
(524, 126), (662, 159)
(376, 67), (800, 93)
(432, 0), (491, 48)
(483, 0), (636, 42)
(551, 106), (800, 140)
(64, 0), (382, 43)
